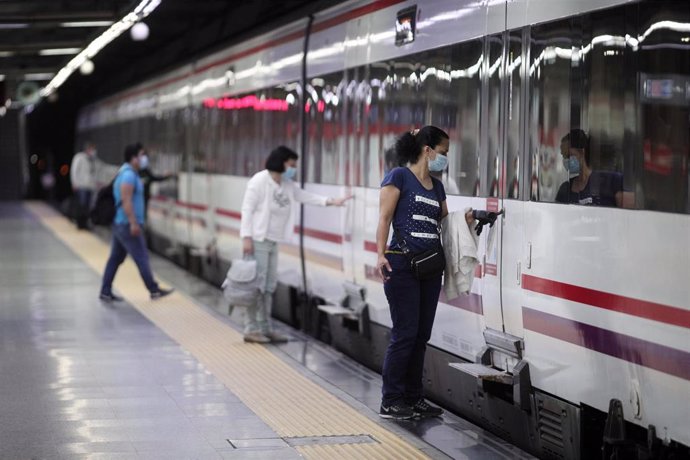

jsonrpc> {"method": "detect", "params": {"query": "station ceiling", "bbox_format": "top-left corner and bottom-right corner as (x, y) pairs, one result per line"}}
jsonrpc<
(0, 0), (345, 108)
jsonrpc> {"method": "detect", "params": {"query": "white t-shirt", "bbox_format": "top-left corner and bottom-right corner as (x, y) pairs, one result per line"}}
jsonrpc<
(265, 179), (292, 242)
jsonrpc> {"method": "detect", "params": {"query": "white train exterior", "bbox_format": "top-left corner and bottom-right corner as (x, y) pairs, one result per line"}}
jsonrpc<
(77, 1), (690, 458)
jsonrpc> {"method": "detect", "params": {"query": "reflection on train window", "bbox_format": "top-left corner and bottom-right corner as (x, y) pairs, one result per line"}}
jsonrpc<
(530, 0), (689, 213)
(528, 18), (572, 203)
(638, 0), (690, 213)
(374, 40), (483, 194)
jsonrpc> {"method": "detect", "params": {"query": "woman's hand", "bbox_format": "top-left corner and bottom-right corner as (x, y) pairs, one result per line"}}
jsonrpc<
(242, 237), (253, 256)
(328, 194), (353, 206)
(377, 255), (393, 281)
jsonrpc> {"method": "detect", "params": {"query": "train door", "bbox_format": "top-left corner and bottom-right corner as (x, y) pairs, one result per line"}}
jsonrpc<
(480, 26), (528, 345)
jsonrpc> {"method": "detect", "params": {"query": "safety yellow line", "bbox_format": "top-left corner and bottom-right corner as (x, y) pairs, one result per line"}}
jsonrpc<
(26, 202), (429, 460)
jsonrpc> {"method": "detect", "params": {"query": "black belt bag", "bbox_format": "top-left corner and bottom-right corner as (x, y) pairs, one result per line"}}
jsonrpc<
(409, 247), (445, 280)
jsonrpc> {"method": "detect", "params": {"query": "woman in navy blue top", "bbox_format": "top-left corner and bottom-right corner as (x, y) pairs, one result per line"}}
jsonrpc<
(376, 126), (472, 420)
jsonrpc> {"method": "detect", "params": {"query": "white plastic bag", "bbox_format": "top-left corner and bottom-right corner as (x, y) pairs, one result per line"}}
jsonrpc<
(222, 258), (259, 307)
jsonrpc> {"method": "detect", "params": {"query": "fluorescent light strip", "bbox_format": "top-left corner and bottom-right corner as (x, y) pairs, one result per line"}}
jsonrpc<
(60, 21), (114, 28)
(25, 73), (55, 81)
(0, 51), (15, 57)
(0, 23), (28, 29)
(39, 48), (82, 56)
(41, 0), (162, 97)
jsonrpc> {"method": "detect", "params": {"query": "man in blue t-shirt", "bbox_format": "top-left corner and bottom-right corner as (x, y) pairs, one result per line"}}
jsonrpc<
(99, 144), (173, 302)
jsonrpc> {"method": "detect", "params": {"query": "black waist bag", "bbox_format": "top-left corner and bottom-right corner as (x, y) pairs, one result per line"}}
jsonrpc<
(409, 247), (445, 280)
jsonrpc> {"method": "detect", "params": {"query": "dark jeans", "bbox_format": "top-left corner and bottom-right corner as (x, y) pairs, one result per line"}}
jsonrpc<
(74, 189), (92, 228)
(101, 223), (159, 295)
(381, 253), (442, 406)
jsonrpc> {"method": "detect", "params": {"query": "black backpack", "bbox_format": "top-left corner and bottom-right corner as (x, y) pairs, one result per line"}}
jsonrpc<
(90, 178), (118, 226)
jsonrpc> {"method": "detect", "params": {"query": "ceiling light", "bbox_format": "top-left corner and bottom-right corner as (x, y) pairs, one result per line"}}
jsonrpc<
(25, 73), (55, 81)
(60, 21), (114, 28)
(79, 60), (94, 75)
(0, 74), (5, 81)
(41, 0), (162, 97)
(0, 51), (15, 58)
(0, 23), (28, 29)
(130, 22), (149, 41)
(39, 48), (81, 56)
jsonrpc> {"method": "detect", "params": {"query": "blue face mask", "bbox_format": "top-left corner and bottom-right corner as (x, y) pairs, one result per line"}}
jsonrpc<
(428, 153), (448, 172)
(139, 155), (149, 170)
(282, 166), (297, 181)
(563, 156), (580, 175)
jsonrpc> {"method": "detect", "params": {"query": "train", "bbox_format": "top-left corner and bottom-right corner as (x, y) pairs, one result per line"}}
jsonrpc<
(76, 1), (690, 458)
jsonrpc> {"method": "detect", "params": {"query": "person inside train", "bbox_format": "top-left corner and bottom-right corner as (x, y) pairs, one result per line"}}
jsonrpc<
(556, 129), (632, 207)
(375, 126), (473, 420)
(240, 146), (352, 344)
(134, 142), (175, 220)
(99, 144), (174, 302)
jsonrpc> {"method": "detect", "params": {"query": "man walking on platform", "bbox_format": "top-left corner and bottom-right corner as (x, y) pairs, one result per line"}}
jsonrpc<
(99, 144), (173, 302)
(70, 141), (97, 229)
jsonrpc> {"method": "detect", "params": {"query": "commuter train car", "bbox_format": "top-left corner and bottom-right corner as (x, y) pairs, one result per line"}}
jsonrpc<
(77, 1), (690, 458)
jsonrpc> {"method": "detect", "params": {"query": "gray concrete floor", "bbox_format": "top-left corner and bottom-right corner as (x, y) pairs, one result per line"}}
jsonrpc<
(0, 202), (535, 460)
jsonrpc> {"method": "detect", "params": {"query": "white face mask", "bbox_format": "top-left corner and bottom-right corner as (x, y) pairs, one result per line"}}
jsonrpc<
(139, 155), (149, 169)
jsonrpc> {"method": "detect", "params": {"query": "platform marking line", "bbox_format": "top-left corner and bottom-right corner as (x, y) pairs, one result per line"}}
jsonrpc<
(27, 202), (428, 460)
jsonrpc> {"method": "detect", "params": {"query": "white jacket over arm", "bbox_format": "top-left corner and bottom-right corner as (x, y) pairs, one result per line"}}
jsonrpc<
(240, 170), (328, 242)
(442, 209), (479, 299)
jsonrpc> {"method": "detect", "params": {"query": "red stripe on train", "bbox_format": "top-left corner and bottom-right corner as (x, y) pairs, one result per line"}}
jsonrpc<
(522, 274), (690, 329)
(215, 208), (241, 219)
(294, 226), (343, 244)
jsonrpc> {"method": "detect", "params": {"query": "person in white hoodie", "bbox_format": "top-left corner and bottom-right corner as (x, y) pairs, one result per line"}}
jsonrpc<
(240, 146), (351, 343)
(70, 141), (97, 229)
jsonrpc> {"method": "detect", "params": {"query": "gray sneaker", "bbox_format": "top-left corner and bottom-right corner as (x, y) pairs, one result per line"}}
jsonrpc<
(264, 331), (289, 343)
(243, 332), (271, 344)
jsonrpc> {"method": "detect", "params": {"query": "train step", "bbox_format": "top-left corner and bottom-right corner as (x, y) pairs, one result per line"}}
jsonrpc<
(448, 360), (532, 412)
(448, 362), (513, 385)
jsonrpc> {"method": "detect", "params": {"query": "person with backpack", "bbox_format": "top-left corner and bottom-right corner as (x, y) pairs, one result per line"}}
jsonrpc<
(99, 144), (174, 302)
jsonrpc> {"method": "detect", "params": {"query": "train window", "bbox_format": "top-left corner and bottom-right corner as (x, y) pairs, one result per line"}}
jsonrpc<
(530, 0), (690, 213)
(637, 0), (690, 213)
(374, 42), (482, 194)
(528, 18), (573, 203)
(505, 31), (523, 200)
(306, 72), (345, 185)
(486, 34), (503, 198)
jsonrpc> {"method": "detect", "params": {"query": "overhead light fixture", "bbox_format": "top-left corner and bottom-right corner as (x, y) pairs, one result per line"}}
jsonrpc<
(60, 21), (114, 28)
(0, 74), (5, 81)
(25, 73), (55, 81)
(0, 51), (15, 57)
(39, 48), (82, 56)
(0, 23), (28, 29)
(41, 0), (162, 97)
(130, 22), (149, 41)
(79, 60), (94, 75)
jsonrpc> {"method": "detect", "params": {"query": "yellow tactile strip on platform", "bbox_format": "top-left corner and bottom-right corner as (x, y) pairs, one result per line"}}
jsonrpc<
(27, 202), (429, 460)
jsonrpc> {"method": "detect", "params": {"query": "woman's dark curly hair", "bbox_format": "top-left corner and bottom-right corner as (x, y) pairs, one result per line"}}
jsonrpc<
(393, 125), (449, 165)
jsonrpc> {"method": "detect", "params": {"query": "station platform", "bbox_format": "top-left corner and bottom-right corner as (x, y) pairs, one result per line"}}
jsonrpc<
(0, 202), (535, 460)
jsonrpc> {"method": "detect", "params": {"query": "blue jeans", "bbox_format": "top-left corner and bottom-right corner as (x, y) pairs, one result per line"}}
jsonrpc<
(381, 253), (442, 406)
(101, 223), (159, 295)
(244, 239), (279, 334)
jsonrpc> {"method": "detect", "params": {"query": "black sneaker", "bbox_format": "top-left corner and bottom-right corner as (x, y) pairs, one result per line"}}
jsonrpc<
(150, 288), (174, 300)
(410, 398), (444, 417)
(99, 292), (123, 302)
(379, 403), (414, 420)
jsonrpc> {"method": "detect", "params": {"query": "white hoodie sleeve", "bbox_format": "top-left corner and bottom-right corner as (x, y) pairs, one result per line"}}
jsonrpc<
(290, 182), (328, 206)
(240, 174), (262, 238)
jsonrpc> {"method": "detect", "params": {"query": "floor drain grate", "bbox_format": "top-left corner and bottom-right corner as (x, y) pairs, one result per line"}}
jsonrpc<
(283, 434), (378, 447)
